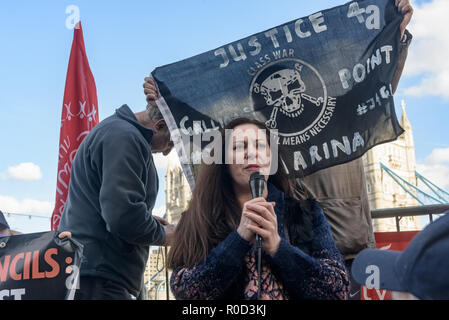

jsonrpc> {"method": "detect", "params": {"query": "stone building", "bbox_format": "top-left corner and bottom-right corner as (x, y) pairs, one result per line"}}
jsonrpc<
(145, 155), (190, 300)
(165, 158), (191, 225)
(145, 247), (174, 300)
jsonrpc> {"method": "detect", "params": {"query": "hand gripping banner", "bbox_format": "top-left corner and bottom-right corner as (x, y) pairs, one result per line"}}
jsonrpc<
(152, 0), (404, 188)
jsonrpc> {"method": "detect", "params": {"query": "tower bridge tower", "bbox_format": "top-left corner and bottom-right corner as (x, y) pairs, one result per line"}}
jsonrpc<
(362, 100), (420, 231)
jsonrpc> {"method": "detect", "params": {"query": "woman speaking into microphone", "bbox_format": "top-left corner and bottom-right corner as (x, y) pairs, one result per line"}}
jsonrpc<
(167, 118), (349, 300)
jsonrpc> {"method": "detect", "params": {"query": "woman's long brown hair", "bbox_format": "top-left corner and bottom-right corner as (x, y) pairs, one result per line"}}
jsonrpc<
(167, 118), (298, 269)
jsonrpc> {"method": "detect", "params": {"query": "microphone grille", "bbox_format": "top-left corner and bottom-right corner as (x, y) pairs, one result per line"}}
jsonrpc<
(250, 171), (264, 181)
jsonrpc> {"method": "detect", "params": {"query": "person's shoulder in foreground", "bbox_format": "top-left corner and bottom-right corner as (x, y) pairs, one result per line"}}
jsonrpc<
(352, 212), (449, 300)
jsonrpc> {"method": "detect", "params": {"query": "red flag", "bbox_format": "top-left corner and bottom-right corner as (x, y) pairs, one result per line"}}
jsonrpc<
(51, 22), (99, 230)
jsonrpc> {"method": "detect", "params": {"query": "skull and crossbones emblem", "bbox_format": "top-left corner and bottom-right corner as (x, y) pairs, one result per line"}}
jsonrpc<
(252, 63), (323, 129)
(260, 64), (306, 116)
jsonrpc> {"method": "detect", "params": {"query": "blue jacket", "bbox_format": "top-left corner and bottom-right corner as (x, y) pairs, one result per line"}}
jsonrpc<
(59, 105), (165, 296)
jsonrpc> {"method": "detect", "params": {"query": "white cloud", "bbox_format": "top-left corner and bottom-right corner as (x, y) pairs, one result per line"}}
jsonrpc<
(416, 163), (449, 190)
(416, 147), (449, 191)
(403, 0), (449, 99)
(424, 147), (449, 165)
(152, 149), (181, 170)
(404, 70), (449, 98)
(6, 162), (43, 181)
(0, 195), (53, 215)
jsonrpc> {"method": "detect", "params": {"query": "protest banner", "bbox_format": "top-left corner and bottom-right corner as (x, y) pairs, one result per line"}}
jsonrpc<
(152, 0), (404, 188)
(0, 231), (83, 300)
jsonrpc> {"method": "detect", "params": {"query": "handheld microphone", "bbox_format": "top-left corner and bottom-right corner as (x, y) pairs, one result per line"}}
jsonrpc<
(249, 172), (266, 200)
(249, 172), (266, 300)
(249, 172), (266, 248)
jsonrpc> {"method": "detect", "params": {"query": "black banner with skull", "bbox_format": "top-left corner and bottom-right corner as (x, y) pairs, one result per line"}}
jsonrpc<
(152, 0), (404, 189)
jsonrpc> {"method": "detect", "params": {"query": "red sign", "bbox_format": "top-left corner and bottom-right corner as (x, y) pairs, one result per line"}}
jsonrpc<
(361, 231), (419, 300)
(51, 22), (99, 230)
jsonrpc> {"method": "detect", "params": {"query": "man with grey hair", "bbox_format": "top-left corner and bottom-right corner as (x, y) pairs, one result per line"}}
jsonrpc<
(59, 94), (175, 300)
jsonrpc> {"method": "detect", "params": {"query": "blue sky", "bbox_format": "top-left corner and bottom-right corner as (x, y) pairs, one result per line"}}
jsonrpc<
(0, 0), (448, 232)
